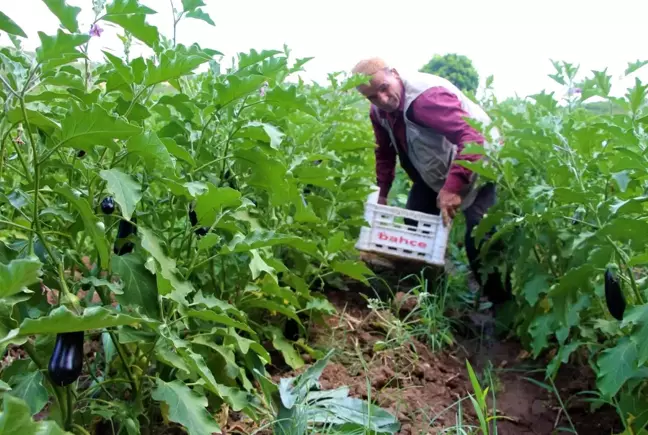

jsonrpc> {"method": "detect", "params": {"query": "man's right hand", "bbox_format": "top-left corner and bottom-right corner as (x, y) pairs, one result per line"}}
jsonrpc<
(378, 196), (388, 205)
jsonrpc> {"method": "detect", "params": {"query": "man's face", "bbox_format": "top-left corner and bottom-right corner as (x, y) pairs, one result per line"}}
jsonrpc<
(357, 68), (403, 113)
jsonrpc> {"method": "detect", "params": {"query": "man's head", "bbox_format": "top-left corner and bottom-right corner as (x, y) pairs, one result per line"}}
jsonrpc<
(352, 57), (403, 113)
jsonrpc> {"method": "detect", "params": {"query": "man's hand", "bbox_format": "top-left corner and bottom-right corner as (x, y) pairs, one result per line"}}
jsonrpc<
(378, 196), (388, 205)
(437, 189), (461, 226)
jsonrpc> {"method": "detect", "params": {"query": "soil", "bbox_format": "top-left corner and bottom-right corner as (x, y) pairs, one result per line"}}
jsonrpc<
(224, 257), (624, 435)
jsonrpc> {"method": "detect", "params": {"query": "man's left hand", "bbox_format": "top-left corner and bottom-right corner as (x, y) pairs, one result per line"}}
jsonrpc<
(438, 189), (462, 226)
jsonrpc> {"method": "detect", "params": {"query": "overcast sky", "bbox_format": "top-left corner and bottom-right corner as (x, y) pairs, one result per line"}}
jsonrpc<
(2, 0), (647, 101)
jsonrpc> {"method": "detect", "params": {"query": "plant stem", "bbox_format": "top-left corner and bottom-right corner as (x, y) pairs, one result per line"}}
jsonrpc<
(548, 376), (577, 433)
(95, 287), (139, 398)
(192, 154), (232, 174)
(83, 353), (114, 399)
(194, 111), (219, 157)
(110, 330), (138, 397)
(0, 121), (19, 179)
(0, 75), (20, 98)
(65, 386), (74, 430)
(20, 98), (39, 256)
(124, 86), (150, 118)
(0, 219), (34, 232)
(23, 340), (68, 427)
(606, 236), (644, 304)
(10, 130), (32, 182)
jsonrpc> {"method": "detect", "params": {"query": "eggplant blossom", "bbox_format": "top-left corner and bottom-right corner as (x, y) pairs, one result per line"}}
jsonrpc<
(90, 23), (104, 37)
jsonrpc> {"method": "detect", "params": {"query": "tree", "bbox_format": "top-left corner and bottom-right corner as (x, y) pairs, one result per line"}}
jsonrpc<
(419, 53), (480, 95)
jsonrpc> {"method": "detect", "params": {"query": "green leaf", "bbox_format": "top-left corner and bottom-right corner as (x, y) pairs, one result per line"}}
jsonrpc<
(197, 234), (220, 251)
(248, 249), (274, 280)
(222, 328), (270, 363)
(331, 260), (374, 284)
(529, 313), (555, 357)
(621, 305), (648, 365)
(269, 327), (304, 370)
(35, 29), (89, 64)
(99, 169), (142, 220)
(144, 44), (217, 86)
(0, 394), (68, 434)
(596, 337), (643, 398)
(454, 160), (498, 180)
(6, 108), (60, 136)
(42, 0), (81, 33)
(626, 77), (648, 114)
(326, 232), (346, 255)
(213, 74), (267, 107)
(598, 218), (648, 251)
(7, 371), (48, 416)
(293, 165), (336, 189)
(243, 298), (300, 323)
(0, 12), (26, 38)
(56, 186), (110, 269)
(308, 395), (400, 433)
(111, 253), (160, 319)
(185, 310), (253, 334)
(125, 131), (174, 170)
(139, 226), (193, 304)
(612, 171), (631, 193)
(179, 348), (249, 411)
(625, 60), (648, 76)
(550, 264), (594, 324)
(522, 274), (550, 306)
(139, 227), (176, 275)
(161, 138), (195, 166)
(233, 148), (296, 207)
(220, 230), (317, 256)
(18, 305), (149, 334)
(265, 85), (318, 117)
(546, 342), (581, 379)
(194, 184), (242, 225)
(0, 257), (42, 299)
(151, 379), (221, 435)
(191, 291), (237, 313)
(103, 51), (134, 84)
(155, 339), (191, 375)
(25, 91), (70, 103)
(237, 122), (284, 149)
(103, 0), (159, 49)
(305, 297), (336, 315)
(0, 381), (10, 392)
(40, 70), (85, 90)
(191, 337), (239, 379)
(237, 49), (283, 70)
(181, 0), (205, 11)
(59, 103), (142, 152)
(186, 9), (215, 26)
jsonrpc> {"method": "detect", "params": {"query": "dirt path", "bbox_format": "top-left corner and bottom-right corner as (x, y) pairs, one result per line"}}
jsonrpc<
(463, 335), (621, 435)
(226, 279), (623, 434)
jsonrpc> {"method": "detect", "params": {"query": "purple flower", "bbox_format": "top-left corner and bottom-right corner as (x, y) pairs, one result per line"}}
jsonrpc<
(90, 23), (104, 37)
(568, 87), (582, 96)
(260, 81), (268, 97)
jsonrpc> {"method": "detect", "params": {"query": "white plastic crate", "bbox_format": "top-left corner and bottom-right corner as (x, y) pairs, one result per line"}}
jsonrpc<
(355, 190), (451, 266)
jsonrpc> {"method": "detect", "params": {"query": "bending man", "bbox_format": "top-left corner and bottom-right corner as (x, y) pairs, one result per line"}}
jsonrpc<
(352, 57), (511, 310)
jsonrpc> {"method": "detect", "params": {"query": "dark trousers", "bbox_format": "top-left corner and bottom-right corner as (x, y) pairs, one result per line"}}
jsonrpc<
(404, 181), (512, 305)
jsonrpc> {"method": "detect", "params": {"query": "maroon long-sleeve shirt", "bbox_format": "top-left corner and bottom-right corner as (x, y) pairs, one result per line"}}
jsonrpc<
(370, 86), (486, 199)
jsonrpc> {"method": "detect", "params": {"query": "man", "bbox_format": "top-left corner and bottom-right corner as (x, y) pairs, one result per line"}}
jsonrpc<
(352, 57), (511, 310)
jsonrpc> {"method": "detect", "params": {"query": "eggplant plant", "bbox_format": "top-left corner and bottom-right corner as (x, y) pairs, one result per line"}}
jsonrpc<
(0, 0), (380, 432)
